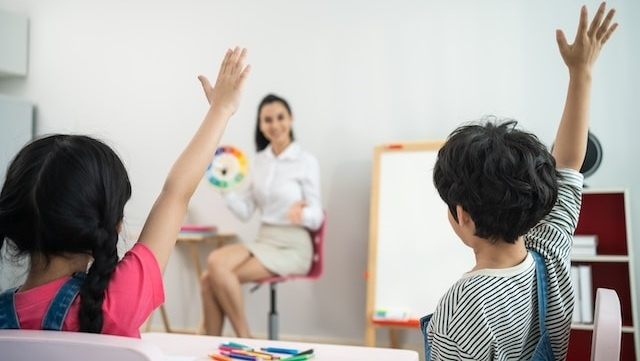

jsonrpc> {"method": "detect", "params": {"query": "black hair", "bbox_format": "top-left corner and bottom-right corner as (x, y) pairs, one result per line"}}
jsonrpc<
(433, 118), (558, 243)
(0, 134), (131, 333)
(255, 94), (295, 152)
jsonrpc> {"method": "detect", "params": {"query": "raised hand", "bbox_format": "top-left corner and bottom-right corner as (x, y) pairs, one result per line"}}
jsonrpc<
(556, 2), (618, 74)
(198, 47), (251, 116)
(552, 2), (618, 171)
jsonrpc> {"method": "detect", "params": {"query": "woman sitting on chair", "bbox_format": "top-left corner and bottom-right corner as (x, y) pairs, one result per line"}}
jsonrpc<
(200, 94), (323, 338)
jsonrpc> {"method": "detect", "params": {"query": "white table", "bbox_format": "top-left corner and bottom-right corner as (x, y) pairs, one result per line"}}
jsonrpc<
(142, 332), (419, 361)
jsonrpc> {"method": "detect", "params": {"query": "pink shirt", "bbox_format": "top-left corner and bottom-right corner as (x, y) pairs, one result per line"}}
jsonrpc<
(13, 243), (164, 338)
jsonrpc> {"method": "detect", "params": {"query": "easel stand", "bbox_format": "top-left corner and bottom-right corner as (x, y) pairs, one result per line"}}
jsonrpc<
(365, 319), (420, 348)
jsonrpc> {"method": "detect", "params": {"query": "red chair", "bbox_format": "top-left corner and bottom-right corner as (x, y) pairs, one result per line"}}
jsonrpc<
(251, 212), (326, 340)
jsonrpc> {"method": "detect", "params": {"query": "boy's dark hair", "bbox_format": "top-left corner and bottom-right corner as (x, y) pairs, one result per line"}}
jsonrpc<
(255, 94), (295, 152)
(0, 134), (131, 333)
(433, 118), (559, 243)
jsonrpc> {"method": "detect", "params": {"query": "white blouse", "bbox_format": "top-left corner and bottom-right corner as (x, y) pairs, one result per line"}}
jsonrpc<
(223, 142), (323, 231)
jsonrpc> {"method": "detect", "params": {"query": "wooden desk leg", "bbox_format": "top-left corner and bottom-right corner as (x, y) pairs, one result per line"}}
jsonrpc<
(143, 312), (154, 333)
(159, 304), (172, 333)
(187, 243), (205, 334)
(389, 328), (400, 349)
(187, 243), (203, 277)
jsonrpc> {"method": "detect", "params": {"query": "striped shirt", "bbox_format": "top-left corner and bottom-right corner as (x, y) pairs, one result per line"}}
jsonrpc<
(427, 168), (583, 360)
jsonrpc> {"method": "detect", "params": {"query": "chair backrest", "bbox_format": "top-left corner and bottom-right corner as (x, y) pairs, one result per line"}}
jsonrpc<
(0, 329), (165, 361)
(590, 288), (622, 361)
(305, 211), (327, 279)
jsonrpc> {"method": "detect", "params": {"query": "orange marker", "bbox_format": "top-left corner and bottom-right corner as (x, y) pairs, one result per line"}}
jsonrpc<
(209, 353), (233, 361)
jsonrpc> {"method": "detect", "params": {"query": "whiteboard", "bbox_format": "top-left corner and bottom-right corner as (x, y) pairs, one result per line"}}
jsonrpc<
(367, 141), (475, 322)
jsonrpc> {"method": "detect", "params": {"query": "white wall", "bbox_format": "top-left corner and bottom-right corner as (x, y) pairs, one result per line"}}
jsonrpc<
(0, 0), (638, 346)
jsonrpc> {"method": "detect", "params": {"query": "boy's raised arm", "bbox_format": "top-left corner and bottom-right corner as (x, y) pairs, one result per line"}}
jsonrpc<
(553, 2), (617, 171)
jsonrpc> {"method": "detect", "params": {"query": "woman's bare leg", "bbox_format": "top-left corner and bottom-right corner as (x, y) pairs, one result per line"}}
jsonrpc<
(204, 243), (273, 337)
(200, 271), (224, 335)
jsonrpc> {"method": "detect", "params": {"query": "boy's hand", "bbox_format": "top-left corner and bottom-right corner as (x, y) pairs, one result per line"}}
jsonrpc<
(198, 47), (251, 116)
(556, 2), (618, 75)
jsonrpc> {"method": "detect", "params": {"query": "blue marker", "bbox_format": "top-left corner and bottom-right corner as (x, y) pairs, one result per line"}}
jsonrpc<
(260, 347), (299, 355)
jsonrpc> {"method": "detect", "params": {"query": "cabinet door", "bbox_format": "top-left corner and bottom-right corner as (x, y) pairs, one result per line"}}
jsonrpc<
(0, 95), (33, 185)
(0, 10), (29, 77)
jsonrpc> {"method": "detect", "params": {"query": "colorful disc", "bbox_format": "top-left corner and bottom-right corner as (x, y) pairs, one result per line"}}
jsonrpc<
(206, 145), (248, 190)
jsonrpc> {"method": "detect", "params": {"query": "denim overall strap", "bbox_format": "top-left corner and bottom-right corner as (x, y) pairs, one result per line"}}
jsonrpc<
(529, 250), (555, 361)
(420, 313), (433, 360)
(0, 287), (21, 329)
(530, 251), (548, 331)
(41, 272), (87, 331)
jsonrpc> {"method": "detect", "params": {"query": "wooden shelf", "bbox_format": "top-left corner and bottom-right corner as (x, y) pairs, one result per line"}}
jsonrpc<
(571, 323), (635, 334)
(571, 255), (629, 263)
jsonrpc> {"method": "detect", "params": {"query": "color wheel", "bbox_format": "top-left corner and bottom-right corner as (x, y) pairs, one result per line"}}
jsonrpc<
(206, 145), (248, 190)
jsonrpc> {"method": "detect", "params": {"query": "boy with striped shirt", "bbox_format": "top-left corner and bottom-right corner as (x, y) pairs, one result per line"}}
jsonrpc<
(422, 3), (618, 360)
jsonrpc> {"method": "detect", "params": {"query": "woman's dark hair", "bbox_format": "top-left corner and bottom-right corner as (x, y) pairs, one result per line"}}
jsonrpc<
(255, 94), (295, 152)
(433, 118), (559, 243)
(0, 134), (131, 333)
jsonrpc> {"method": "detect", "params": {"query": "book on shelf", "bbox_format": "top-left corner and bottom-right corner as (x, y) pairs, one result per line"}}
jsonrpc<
(570, 264), (594, 324)
(571, 234), (598, 257)
(571, 265), (582, 323)
(578, 264), (593, 324)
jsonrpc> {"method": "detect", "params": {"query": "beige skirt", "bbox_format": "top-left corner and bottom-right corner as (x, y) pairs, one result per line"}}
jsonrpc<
(246, 224), (312, 276)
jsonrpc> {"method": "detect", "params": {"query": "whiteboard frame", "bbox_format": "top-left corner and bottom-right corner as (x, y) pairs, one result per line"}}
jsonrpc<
(365, 140), (475, 346)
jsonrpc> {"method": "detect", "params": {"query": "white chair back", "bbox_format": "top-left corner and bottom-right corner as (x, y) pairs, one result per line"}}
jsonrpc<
(0, 329), (164, 361)
(590, 288), (622, 361)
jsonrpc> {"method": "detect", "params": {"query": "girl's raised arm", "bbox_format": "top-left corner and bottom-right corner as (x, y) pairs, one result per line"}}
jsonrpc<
(139, 47), (251, 271)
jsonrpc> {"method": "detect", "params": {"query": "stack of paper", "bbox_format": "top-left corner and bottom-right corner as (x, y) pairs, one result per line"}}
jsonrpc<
(571, 235), (598, 257)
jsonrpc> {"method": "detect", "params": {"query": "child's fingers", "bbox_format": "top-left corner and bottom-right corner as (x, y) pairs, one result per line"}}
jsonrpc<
(238, 64), (251, 87)
(587, 2), (606, 38)
(197, 75), (211, 91)
(227, 46), (241, 73)
(556, 29), (569, 55)
(601, 22), (618, 46)
(219, 48), (233, 76)
(596, 9), (616, 41)
(575, 5), (588, 42)
(233, 48), (248, 74)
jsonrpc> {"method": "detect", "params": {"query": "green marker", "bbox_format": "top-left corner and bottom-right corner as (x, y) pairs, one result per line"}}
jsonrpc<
(226, 341), (251, 350)
(281, 354), (315, 361)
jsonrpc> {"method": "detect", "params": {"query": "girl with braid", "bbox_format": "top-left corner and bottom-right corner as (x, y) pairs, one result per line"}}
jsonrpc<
(0, 47), (250, 337)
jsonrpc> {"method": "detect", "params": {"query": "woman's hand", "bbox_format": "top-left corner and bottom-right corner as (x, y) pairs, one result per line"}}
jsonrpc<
(287, 200), (308, 225)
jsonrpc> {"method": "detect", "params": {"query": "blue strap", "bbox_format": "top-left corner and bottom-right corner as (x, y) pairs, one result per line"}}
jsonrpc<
(0, 287), (20, 329)
(529, 251), (555, 361)
(530, 250), (548, 333)
(41, 272), (87, 331)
